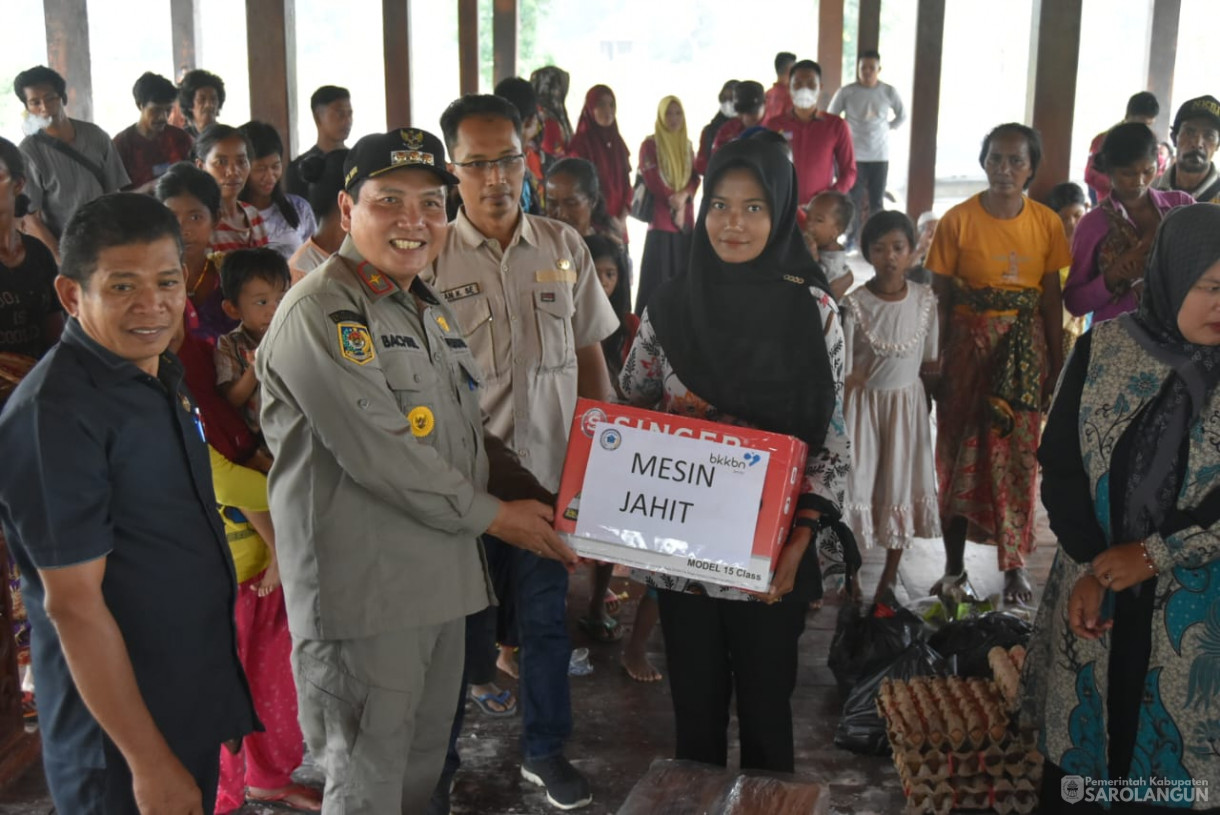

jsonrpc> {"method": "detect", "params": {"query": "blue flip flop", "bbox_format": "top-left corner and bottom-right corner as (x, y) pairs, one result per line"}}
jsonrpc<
(469, 686), (517, 717)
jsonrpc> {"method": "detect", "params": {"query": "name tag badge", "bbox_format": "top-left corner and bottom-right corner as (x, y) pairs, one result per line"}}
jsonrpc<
(535, 268), (578, 284)
(441, 282), (482, 303)
(380, 334), (420, 350)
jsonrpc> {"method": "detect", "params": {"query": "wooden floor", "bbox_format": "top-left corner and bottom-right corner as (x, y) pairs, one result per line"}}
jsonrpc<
(0, 511), (1057, 815)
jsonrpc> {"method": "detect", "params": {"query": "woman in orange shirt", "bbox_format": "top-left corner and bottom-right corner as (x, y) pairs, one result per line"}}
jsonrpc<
(924, 123), (1071, 606)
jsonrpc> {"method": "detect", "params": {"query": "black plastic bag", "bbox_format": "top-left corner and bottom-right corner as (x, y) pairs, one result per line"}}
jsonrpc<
(833, 640), (947, 756)
(927, 612), (1032, 678)
(827, 602), (929, 698)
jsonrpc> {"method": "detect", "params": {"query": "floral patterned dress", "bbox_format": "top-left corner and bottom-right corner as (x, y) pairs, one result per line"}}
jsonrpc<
(619, 291), (852, 600)
(1024, 318), (1220, 807)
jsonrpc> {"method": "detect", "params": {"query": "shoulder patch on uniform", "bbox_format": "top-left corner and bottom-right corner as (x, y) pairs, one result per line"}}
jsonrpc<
(355, 261), (397, 296)
(329, 309), (367, 325)
(441, 282), (482, 303)
(337, 322), (376, 365)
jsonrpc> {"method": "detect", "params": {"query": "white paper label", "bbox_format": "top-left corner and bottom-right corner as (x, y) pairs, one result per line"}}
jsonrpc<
(573, 423), (769, 569)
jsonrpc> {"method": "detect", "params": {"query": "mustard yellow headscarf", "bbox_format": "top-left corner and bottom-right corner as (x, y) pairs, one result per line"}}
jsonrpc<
(654, 95), (692, 192)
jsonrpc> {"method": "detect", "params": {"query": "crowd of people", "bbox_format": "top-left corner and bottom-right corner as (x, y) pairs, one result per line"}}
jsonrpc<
(0, 40), (1218, 815)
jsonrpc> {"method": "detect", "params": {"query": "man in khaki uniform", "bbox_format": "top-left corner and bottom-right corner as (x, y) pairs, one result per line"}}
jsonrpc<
(256, 128), (577, 813)
(427, 94), (618, 811)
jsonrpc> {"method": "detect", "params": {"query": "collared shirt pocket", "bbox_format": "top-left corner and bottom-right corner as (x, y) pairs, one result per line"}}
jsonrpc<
(533, 286), (576, 372)
(380, 352), (440, 441)
(450, 296), (497, 379)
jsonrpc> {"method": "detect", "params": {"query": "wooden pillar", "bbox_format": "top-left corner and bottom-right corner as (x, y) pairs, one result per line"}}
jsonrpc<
(818, 0), (845, 102)
(493, 0), (518, 85)
(1026, 0), (1082, 204)
(245, 0), (298, 156)
(43, 0), (93, 122)
(906, 0), (945, 219)
(1147, 0), (1180, 139)
(383, 0), (411, 127)
(170, 0), (200, 77)
(458, 0), (479, 96)
(859, 0), (881, 54)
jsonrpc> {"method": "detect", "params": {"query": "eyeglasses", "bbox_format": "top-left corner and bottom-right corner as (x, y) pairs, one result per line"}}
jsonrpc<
(452, 154), (526, 173)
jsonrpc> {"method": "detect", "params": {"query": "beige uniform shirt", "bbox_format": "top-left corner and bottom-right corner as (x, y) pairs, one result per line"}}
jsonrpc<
(257, 237), (500, 640)
(427, 209), (619, 492)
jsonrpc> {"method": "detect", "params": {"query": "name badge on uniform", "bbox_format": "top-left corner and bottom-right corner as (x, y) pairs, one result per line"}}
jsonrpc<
(536, 265), (577, 284)
(381, 334), (420, 350)
(441, 282), (482, 303)
(337, 322), (376, 365)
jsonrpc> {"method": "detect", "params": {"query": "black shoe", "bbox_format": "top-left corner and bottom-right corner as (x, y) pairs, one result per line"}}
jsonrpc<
(520, 754), (592, 810)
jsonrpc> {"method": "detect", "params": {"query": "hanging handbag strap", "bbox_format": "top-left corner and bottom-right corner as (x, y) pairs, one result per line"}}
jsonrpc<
(34, 131), (109, 191)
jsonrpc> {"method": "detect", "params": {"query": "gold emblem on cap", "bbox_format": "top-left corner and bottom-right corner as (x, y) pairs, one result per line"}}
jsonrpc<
(557, 258), (572, 271)
(391, 150), (435, 168)
(401, 129), (425, 150)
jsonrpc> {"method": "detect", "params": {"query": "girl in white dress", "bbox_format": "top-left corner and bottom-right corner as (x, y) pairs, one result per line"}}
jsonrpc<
(842, 211), (942, 602)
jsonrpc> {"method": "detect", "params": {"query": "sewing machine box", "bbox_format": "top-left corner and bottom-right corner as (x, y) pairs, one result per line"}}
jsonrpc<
(555, 399), (808, 592)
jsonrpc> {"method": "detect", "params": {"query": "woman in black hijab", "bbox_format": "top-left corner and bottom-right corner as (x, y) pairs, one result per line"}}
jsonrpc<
(619, 138), (852, 773)
(1028, 203), (1220, 813)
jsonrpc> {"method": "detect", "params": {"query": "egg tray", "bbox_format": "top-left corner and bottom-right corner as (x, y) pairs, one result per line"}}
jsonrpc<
(877, 647), (1043, 814)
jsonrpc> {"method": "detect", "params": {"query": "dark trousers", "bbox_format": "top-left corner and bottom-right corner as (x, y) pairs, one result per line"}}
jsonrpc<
(850, 161), (889, 241)
(656, 589), (807, 772)
(437, 536), (573, 791)
(46, 739), (220, 815)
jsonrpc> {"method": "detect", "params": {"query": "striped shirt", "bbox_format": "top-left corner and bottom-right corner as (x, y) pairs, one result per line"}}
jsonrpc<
(208, 202), (270, 254)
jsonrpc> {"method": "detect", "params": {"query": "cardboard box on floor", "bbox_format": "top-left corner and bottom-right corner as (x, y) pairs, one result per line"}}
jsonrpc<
(555, 399), (807, 593)
(616, 759), (830, 814)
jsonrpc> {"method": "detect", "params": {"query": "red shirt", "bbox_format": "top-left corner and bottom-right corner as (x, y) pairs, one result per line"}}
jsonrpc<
(764, 82), (793, 123)
(638, 136), (699, 233)
(113, 124), (194, 190)
(540, 118), (568, 162)
(710, 118), (747, 157)
(766, 111), (857, 205)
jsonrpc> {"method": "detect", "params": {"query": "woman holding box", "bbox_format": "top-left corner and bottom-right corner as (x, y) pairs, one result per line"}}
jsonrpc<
(619, 138), (851, 772)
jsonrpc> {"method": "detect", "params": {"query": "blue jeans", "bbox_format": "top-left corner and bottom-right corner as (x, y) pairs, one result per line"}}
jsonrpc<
(510, 537), (574, 758)
(434, 537), (573, 795)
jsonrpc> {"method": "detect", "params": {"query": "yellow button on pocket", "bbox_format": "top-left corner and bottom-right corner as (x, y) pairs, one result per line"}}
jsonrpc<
(407, 406), (435, 437)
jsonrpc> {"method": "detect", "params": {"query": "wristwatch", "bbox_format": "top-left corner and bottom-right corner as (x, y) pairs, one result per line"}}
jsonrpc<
(792, 515), (827, 533)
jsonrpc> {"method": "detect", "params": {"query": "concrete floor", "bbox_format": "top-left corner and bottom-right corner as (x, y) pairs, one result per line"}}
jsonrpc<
(0, 505), (1056, 814)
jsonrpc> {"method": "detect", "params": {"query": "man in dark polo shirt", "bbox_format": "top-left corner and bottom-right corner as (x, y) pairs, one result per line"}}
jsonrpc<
(0, 193), (255, 814)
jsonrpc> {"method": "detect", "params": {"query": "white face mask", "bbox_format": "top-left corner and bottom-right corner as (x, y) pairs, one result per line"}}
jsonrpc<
(720, 101), (737, 118)
(21, 112), (52, 137)
(792, 88), (819, 110)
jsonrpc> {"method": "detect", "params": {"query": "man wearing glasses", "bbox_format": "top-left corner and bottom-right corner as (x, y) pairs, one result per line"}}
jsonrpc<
(428, 94), (617, 812)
